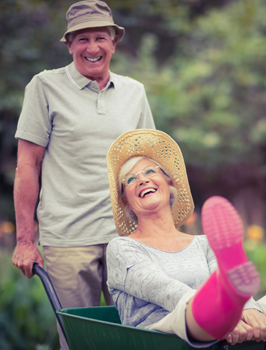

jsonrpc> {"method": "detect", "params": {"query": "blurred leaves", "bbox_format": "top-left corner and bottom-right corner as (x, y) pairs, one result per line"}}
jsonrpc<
(1, 0), (266, 218)
(111, 0), (266, 169)
(0, 251), (58, 350)
(0, 240), (265, 350)
(1, 0), (266, 348)
(0, 0), (265, 219)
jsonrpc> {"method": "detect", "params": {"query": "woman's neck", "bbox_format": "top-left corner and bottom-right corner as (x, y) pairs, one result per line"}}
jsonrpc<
(128, 207), (193, 251)
(134, 210), (175, 238)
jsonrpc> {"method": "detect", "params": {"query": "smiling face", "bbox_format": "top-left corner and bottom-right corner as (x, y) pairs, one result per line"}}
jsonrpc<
(67, 27), (117, 89)
(123, 158), (172, 218)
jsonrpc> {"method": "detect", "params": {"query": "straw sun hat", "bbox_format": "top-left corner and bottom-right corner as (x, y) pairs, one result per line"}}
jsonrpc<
(61, 0), (125, 43)
(106, 129), (194, 236)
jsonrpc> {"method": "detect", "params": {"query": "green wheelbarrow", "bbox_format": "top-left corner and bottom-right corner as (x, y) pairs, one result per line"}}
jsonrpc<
(33, 263), (265, 350)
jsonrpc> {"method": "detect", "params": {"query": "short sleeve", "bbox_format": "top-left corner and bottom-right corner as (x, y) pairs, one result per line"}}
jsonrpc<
(15, 74), (52, 147)
(137, 85), (155, 130)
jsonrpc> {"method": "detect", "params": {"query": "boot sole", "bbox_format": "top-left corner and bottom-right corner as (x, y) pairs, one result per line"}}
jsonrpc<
(227, 262), (260, 296)
(202, 196), (260, 296)
(201, 196), (242, 250)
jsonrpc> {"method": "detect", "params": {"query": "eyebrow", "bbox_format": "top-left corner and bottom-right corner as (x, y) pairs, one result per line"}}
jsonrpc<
(74, 31), (110, 39)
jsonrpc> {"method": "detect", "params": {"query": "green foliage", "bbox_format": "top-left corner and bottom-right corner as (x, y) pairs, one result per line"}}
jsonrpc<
(0, 0), (73, 222)
(1, 0), (265, 222)
(0, 251), (58, 350)
(1, 0), (265, 346)
(0, 0), (72, 113)
(1, 243), (265, 350)
(111, 0), (266, 170)
(0, 249), (107, 349)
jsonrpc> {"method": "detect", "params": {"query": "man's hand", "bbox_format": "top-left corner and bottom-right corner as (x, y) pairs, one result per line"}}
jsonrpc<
(13, 140), (46, 279)
(226, 309), (266, 345)
(12, 241), (44, 278)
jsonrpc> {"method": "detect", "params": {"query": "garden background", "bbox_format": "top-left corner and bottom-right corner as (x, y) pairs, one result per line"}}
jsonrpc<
(0, 0), (266, 349)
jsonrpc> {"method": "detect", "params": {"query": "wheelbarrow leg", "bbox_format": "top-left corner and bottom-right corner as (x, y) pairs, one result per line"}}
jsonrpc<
(32, 263), (68, 345)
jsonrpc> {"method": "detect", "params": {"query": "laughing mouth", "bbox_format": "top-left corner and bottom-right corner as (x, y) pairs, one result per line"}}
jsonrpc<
(85, 56), (102, 62)
(139, 188), (157, 198)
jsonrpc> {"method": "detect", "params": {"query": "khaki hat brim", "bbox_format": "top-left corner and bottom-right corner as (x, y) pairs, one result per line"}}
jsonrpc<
(60, 21), (125, 43)
(106, 129), (194, 236)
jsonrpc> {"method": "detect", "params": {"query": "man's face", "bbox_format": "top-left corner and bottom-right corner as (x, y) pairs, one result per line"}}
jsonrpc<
(67, 27), (117, 89)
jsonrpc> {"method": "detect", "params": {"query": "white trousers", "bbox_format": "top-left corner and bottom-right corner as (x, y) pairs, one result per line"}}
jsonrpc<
(146, 290), (218, 348)
(257, 296), (266, 314)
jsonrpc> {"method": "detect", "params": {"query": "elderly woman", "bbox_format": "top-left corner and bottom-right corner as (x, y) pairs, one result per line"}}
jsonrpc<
(106, 129), (266, 347)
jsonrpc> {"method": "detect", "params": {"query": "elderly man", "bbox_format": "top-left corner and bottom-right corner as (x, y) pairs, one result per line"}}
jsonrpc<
(12, 1), (155, 348)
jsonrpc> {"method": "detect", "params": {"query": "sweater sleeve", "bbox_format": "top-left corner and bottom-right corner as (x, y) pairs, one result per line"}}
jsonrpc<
(107, 238), (193, 312)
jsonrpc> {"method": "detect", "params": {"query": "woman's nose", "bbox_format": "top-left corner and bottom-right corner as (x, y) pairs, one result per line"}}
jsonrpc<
(137, 173), (150, 185)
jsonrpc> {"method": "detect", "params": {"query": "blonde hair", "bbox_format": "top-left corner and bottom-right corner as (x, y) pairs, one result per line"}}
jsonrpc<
(119, 156), (178, 224)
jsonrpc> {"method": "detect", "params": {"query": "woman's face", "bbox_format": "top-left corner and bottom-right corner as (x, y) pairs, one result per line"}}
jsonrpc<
(123, 158), (172, 217)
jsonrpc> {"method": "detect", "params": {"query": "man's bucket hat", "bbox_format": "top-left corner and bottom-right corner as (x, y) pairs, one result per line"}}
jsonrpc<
(106, 129), (194, 236)
(61, 0), (125, 43)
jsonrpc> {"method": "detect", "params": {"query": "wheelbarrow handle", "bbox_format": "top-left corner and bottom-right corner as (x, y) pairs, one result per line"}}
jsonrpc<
(32, 263), (68, 344)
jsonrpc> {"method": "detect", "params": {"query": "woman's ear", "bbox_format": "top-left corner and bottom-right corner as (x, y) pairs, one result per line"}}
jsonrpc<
(121, 195), (128, 206)
(167, 178), (174, 187)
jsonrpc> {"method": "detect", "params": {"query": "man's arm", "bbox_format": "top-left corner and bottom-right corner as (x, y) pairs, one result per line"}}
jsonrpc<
(12, 139), (46, 278)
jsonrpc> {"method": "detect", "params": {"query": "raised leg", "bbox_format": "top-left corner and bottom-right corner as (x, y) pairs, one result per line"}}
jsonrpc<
(190, 196), (260, 340)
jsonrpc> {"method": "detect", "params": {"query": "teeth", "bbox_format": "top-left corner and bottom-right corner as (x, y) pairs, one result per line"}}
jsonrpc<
(140, 189), (156, 198)
(85, 57), (102, 62)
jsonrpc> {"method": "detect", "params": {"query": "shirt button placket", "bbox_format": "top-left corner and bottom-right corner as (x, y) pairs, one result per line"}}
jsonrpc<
(97, 92), (106, 114)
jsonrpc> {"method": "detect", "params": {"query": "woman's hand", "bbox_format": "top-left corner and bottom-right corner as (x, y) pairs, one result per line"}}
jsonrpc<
(242, 309), (266, 341)
(225, 319), (253, 345)
(226, 309), (266, 345)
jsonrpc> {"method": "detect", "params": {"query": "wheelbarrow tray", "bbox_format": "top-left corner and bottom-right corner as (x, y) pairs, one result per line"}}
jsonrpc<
(33, 264), (265, 350)
(57, 306), (265, 350)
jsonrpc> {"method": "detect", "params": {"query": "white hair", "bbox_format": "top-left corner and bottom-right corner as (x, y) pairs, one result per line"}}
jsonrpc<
(119, 156), (146, 186)
(119, 156), (178, 224)
(108, 26), (116, 40)
(66, 26), (116, 43)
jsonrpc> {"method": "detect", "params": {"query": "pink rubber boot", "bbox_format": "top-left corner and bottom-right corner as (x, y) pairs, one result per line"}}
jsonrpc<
(191, 196), (260, 340)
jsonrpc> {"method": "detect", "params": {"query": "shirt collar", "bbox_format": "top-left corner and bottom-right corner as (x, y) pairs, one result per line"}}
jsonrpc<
(67, 62), (115, 91)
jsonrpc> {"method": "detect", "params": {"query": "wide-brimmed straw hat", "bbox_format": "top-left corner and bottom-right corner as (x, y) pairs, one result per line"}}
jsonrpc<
(60, 0), (125, 43)
(106, 129), (194, 236)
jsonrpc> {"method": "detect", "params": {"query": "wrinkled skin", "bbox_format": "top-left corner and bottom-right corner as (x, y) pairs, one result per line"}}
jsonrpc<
(225, 309), (266, 345)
